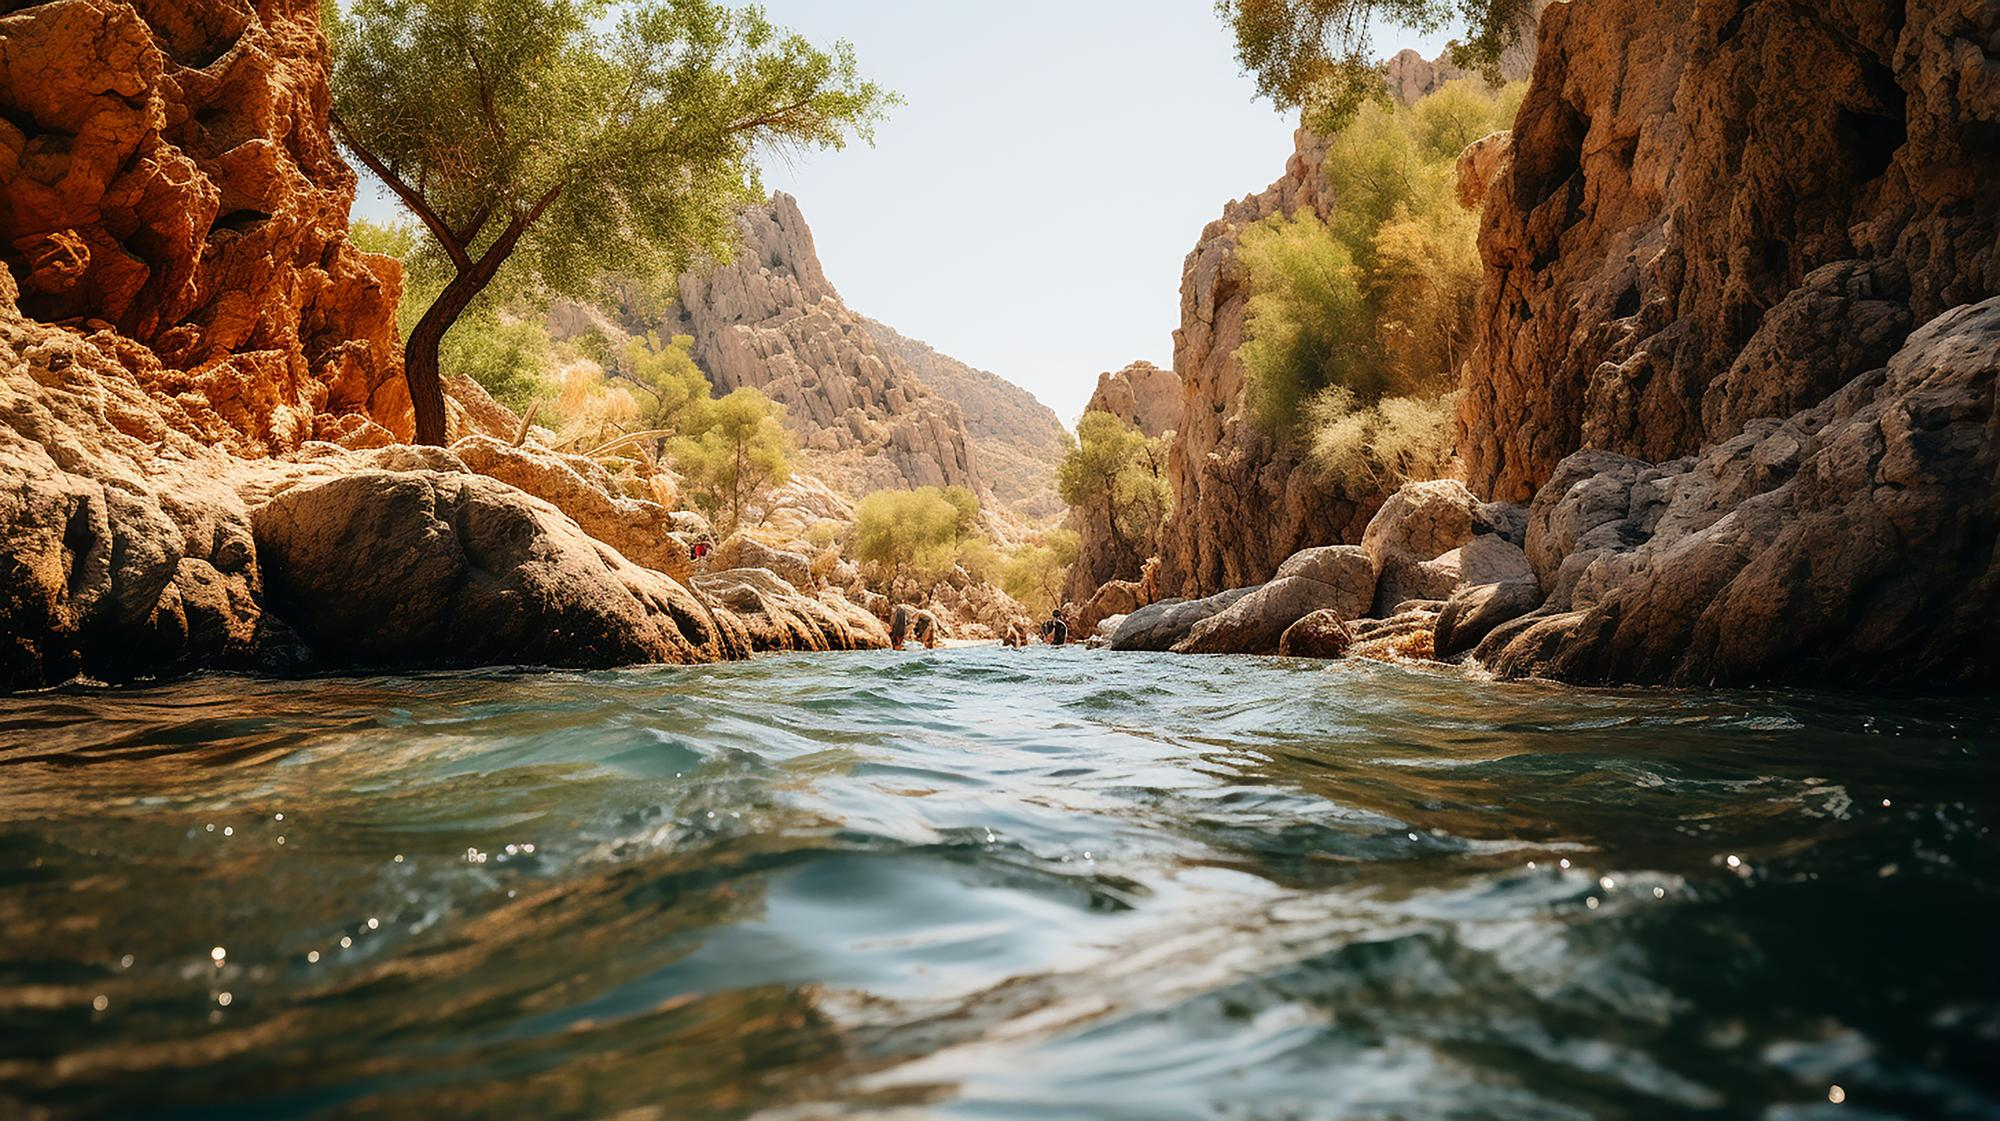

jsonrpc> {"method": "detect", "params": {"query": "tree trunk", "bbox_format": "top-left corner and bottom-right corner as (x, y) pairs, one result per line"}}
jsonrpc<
(402, 275), (484, 446)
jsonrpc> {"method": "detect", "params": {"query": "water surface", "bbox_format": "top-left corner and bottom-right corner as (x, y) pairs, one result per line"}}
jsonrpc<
(2, 649), (1995, 1119)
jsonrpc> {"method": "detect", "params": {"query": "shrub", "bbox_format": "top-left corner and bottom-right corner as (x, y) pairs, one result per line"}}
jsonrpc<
(1235, 80), (1521, 451)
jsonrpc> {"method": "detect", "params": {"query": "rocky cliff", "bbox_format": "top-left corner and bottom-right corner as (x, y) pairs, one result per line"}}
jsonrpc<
(0, 0), (408, 454)
(663, 194), (982, 498)
(860, 316), (1068, 519)
(1451, 0), (2000, 686)
(1081, 360), (1181, 439)
(1150, 126), (1382, 598)
(1462, 0), (1999, 502)
(0, 2), (890, 690)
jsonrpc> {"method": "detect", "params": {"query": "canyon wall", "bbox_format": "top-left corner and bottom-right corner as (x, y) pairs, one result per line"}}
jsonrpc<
(0, 0), (409, 454)
(860, 316), (1069, 520)
(1150, 129), (1381, 599)
(1462, 0), (2000, 501)
(1453, 0), (1999, 686)
(665, 194), (982, 499)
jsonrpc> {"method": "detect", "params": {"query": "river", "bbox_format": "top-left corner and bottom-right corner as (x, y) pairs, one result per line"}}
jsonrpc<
(1, 649), (1995, 1119)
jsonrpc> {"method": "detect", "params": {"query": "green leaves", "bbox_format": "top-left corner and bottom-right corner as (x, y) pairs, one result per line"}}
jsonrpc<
(1235, 79), (1518, 444)
(670, 386), (791, 536)
(1215, 0), (1536, 131)
(849, 487), (981, 586)
(1059, 412), (1173, 556)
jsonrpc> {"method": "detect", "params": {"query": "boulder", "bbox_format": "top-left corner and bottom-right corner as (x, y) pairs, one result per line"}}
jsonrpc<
(1173, 575), (1362, 655)
(1478, 298), (2000, 688)
(451, 436), (692, 580)
(1273, 544), (1378, 616)
(1434, 581), (1544, 660)
(252, 470), (728, 669)
(1361, 479), (1481, 570)
(708, 534), (815, 590)
(1278, 610), (1354, 659)
(1108, 586), (1255, 651)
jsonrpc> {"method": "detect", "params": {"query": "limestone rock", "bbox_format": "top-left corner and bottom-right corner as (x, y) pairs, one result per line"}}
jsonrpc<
(1478, 298), (2000, 687)
(451, 436), (693, 581)
(0, 0), (407, 453)
(693, 567), (887, 653)
(708, 534), (814, 591)
(1085, 361), (1182, 438)
(1108, 586), (1256, 652)
(1071, 575), (1153, 639)
(1277, 610), (1355, 659)
(1461, 0), (2000, 503)
(251, 469), (727, 669)
(862, 316), (1068, 519)
(1173, 575), (1360, 656)
(1434, 580), (1543, 660)
(1273, 545), (1378, 623)
(660, 194), (982, 498)
(1361, 480), (1481, 570)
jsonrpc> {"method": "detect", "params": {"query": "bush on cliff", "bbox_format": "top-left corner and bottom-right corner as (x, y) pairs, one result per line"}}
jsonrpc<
(1235, 80), (1518, 483)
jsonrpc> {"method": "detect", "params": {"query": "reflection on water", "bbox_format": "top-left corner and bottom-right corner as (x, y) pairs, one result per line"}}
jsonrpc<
(0, 650), (1995, 1119)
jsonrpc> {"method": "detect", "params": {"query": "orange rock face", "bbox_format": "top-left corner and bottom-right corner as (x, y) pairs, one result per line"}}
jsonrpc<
(1461, 0), (2000, 502)
(0, 0), (408, 455)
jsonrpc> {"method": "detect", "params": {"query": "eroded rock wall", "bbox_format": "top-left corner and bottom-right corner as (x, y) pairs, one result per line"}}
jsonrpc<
(666, 193), (982, 498)
(860, 315), (1068, 520)
(1152, 126), (1381, 598)
(0, 0), (409, 454)
(1462, 0), (2000, 502)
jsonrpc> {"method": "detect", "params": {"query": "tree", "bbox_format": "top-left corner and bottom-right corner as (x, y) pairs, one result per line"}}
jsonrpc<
(328, 0), (893, 444)
(1216, 0), (1536, 129)
(1058, 412), (1173, 560)
(848, 487), (967, 589)
(1000, 530), (1079, 618)
(616, 332), (712, 432)
(670, 387), (790, 535)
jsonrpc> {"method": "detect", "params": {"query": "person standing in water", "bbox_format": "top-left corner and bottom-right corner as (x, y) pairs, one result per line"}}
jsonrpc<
(1044, 609), (1069, 647)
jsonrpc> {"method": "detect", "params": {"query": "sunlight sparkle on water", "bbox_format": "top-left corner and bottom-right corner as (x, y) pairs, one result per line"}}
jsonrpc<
(209, 946), (226, 965)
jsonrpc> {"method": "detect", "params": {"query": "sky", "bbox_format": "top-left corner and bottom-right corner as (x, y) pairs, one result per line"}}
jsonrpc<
(352, 2), (1450, 424)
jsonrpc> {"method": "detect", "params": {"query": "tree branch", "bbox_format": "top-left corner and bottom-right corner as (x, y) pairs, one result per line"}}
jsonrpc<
(330, 109), (473, 273)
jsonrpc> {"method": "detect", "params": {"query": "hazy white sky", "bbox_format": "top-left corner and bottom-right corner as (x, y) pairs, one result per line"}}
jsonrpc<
(352, 2), (1448, 422)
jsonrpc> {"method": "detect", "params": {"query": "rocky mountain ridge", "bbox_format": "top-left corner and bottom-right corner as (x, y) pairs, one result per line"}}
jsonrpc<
(858, 315), (1069, 520)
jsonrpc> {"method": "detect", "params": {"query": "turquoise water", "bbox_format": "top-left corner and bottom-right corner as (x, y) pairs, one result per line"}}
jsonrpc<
(0, 649), (1995, 1120)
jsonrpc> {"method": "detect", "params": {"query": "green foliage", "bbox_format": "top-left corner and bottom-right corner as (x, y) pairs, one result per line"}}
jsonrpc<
(613, 332), (712, 431)
(1235, 80), (1516, 445)
(1302, 385), (1458, 491)
(670, 387), (791, 535)
(999, 530), (1080, 618)
(848, 487), (975, 587)
(1058, 412), (1173, 557)
(328, 0), (895, 441)
(1216, 0), (1536, 130)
